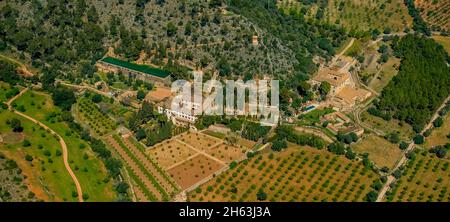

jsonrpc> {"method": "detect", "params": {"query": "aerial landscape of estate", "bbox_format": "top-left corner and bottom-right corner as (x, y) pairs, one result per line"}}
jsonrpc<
(0, 0), (449, 204)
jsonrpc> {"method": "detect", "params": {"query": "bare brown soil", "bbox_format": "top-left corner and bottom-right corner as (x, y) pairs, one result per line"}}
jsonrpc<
(167, 154), (224, 190)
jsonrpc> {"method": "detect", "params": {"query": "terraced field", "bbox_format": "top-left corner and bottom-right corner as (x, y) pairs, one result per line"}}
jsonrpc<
(147, 131), (249, 191)
(385, 149), (450, 202)
(189, 144), (382, 202)
(415, 0), (449, 31)
(106, 134), (178, 201)
(76, 97), (116, 136)
(277, 0), (412, 32)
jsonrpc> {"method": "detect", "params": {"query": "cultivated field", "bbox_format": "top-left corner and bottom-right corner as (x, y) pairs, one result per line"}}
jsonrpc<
(168, 153), (226, 190)
(352, 135), (403, 169)
(149, 139), (197, 169)
(177, 131), (223, 151)
(75, 97), (117, 136)
(415, 0), (449, 31)
(147, 131), (249, 191)
(189, 144), (381, 202)
(277, 0), (412, 32)
(206, 143), (247, 164)
(385, 149), (450, 202)
(105, 134), (178, 201)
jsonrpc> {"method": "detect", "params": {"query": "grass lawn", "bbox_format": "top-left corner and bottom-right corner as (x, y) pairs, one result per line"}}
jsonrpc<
(0, 110), (77, 201)
(203, 130), (226, 140)
(12, 90), (115, 201)
(361, 111), (414, 141)
(299, 108), (334, 125)
(0, 81), (11, 103)
(112, 82), (128, 90)
(0, 81), (23, 104)
(352, 134), (403, 169)
(424, 114), (450, 149)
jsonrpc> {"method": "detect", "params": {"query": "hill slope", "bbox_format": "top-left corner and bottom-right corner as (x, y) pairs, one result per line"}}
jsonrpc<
(0, 0), (346, 81)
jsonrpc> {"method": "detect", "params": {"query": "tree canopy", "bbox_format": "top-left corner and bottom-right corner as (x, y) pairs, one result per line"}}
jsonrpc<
(374, 35), (450, 132)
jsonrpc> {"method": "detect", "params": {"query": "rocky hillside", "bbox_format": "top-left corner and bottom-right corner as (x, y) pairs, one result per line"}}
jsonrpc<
(1, 0), (348, 80)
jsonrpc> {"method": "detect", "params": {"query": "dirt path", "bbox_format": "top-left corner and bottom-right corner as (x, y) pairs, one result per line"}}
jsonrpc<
(7, 88), (84, 202)
(336, 38), (355, 60)
(353, 97), (386, 137)
(105, 136), (162, 200)
(175, 139), (227, 167)
(0, 54), (34, 77)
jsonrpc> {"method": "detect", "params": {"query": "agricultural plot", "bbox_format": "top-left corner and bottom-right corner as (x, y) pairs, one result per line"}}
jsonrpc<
(189, 144), (381, 202)
(206, 143), (247, 164)
(76, 97), (116, 136)
(123, 136), (179, 194)
(106, 134), (177, 201)
(147, 131), (249, 191)
(167, 154), (225, 191)
(148, 139), (197, 169)
(12, 90), (115, 201)
(415, 0), (449, 31)
(277, 0), (412, 32)
(385, 150), (450, 202)
(352, 135), (403, 169)
(177, 131), (223, 151)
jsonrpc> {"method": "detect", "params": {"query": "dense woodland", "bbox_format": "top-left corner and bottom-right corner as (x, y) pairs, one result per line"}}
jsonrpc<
(0, 60), (21, 85)
(128, 101), (173, 146)
(374, 34), (450, 132)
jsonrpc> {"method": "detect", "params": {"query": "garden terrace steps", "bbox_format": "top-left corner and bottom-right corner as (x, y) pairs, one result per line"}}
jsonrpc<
(122, 136), (179, 194)
(130, 178), (150, 202)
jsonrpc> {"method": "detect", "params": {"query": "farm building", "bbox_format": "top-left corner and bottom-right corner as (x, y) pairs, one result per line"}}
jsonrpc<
(334, 86), (371, 107)
(310, 66), (352, 95)
(96, 57), (172, 85)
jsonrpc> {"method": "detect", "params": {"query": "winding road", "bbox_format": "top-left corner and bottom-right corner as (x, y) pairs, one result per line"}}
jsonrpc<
(6, 88), (84, 202)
